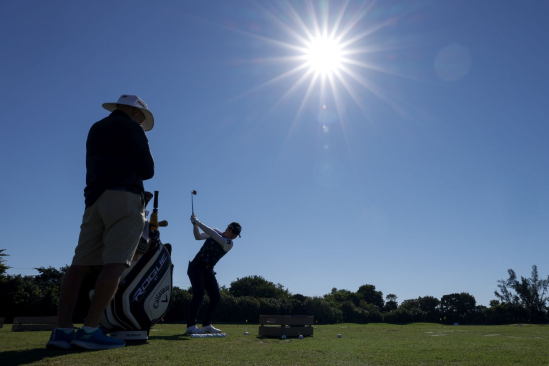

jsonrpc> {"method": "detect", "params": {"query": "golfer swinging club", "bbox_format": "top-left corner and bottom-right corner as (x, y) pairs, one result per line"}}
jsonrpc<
(185, 215), (241, 334)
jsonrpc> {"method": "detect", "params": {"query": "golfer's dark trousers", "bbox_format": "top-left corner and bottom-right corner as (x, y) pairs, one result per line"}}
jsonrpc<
(187, 259), (221, 327)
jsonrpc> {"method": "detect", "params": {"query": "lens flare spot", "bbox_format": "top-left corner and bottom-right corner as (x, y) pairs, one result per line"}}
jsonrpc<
(313, 157), (344, 188)
(434, 44), (471, 82)
(318, 109), (338, 125)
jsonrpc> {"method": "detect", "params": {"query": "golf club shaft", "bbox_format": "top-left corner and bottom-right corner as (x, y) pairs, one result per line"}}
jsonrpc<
(153, 190), (159, 211)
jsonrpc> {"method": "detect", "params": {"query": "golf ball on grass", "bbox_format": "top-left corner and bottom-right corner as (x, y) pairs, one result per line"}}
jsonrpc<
(299, 335), (303, 339)
(338, 334), (342, 338)
(244, 332), (249, 335)
(281, 335), (286, 339)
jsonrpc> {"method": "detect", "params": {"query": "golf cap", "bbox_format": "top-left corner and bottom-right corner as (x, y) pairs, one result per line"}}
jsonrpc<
(228, 222), (242, 238)
(102, 95), (154, 131)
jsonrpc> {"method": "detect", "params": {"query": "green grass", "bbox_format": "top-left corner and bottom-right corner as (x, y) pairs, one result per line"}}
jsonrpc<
(1, 323), (548, 365)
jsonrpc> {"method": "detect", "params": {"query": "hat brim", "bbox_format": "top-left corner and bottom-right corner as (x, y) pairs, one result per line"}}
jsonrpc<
(102, 103), (154, 131)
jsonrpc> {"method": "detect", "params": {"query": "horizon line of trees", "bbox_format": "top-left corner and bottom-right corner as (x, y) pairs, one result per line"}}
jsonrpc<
(1, 249), (548, 325)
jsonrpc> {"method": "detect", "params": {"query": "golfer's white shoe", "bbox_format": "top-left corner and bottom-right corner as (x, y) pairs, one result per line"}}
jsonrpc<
(202, 324), (222, 333)
(186, 325), (206, 334)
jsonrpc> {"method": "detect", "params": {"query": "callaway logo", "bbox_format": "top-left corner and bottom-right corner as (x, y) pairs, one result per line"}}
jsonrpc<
(132, 253), (168, 302)
(153, 285), (171, 309)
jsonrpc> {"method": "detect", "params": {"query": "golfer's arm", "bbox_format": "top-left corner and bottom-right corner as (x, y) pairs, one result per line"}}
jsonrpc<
(193, 224), (208, 240)
(194, 220), (232, 252)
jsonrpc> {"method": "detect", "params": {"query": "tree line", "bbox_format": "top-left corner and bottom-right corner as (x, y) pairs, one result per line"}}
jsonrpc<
(1, 250), (547, 325)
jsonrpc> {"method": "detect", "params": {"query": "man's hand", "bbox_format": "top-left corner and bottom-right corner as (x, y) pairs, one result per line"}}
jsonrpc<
(191, 215), (198, 226)
(150, 211), (159, 231)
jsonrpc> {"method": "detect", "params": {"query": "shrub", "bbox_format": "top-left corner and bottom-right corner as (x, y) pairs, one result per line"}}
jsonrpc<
(302, 296), (342, 323)
(384, 308), (427, 324)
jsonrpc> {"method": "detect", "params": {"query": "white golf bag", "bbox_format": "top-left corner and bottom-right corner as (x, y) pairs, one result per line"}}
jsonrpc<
(89, 191), (174, 341)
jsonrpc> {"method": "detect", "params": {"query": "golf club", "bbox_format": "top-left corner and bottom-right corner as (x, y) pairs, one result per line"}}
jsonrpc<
(153, 190), (159, 212)
(149, 190), (159, 231)
(191, 190), (197, 215)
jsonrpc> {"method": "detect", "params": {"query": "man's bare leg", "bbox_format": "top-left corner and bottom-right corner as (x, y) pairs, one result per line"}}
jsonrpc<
(84, 263), (127, 328)
(57, 265), (90, 329)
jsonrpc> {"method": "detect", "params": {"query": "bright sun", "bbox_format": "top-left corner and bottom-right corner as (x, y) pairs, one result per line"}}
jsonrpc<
(226, 1), (391, 122)
(307, 36), (342, 76)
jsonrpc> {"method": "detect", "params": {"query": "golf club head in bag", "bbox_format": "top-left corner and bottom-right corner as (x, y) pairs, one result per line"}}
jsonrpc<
(89, 191), (174, 341)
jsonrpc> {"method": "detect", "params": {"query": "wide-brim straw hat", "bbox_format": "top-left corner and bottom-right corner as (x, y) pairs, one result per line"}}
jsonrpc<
(102, 94), (154, 131)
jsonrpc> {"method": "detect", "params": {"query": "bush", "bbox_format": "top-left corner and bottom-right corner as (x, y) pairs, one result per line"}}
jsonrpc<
(289, 298), (305, 315)
(483, 303), (529, 325)
(384, 308), (427, 324)
(234, 296), (261, 322)
(341, 301), (370, 323)
(217, 291), (239, 322)
(258, 297), (283, 316)
(0, 274), (63, 322)
(302, 297), (342, 323)
(164, 287), (192, 322)
(229, 276), (289, 299)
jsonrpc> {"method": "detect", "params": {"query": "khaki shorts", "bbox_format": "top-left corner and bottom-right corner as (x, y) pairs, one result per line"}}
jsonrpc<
(72, 190), (145, 267)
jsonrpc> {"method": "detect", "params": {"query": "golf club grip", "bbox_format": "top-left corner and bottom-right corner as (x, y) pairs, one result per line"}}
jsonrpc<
(153, 190), (159, 210)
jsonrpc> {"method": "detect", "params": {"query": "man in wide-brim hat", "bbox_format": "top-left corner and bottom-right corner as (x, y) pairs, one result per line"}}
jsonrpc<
(102, 94), (155, 132)
(47, 95), (155, 351)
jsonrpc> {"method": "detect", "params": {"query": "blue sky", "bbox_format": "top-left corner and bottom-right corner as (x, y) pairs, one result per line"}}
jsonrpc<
(1, 0), (549, 307)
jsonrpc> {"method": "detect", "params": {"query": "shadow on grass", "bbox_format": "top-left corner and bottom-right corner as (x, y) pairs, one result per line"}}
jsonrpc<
(147, 333), (191, 341)
(0, 341), (157, 366)
(0, 347), (86, 366)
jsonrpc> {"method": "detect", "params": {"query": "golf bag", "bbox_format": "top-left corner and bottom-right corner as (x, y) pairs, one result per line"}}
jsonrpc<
(87, 191), (174, 341)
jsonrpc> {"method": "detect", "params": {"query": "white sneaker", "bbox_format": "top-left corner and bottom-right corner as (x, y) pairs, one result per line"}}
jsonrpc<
(186, 325), (206, 334)
(202, 324), (222, 333)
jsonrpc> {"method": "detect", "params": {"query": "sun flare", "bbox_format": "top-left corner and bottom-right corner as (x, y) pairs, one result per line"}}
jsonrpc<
(306, 36), (342, 76)
(224, 1), (399, 127)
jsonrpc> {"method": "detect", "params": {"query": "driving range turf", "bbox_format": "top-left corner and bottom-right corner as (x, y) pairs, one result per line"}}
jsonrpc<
(1, 322), (548, 365)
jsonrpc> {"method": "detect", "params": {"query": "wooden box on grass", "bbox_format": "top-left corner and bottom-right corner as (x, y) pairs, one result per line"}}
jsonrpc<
(258, 315), (314, 337)
(11, 316), (58, 332)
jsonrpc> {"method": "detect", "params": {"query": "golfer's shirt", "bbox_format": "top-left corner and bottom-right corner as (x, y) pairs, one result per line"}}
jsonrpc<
(194, 228), (233, 268)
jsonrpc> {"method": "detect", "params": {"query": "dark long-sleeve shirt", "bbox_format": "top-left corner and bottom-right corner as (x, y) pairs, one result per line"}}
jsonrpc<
(84, 110), (154, 208)
(193, 228), (232, 267)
